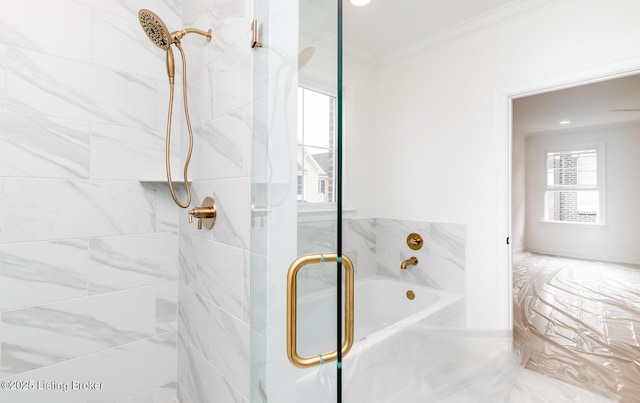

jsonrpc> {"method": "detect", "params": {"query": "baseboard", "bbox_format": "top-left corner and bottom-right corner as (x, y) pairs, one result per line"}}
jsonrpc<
(526, 247), (640, 266)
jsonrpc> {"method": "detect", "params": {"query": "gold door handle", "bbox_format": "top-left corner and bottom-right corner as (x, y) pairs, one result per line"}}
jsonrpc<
(286, 253), (354, 368)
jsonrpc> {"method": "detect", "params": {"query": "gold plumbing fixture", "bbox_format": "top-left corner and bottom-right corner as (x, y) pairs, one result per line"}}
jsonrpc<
(401, 256), (418, 270)
(172, 28), (213, 44)
(188, 196), (217, 230)
(407, 233), (423, 250)
(287, 253), (354, 368)
(138, 9), (212, 209)
(251, 19), (263, 49)
(406, 290), (416, 300)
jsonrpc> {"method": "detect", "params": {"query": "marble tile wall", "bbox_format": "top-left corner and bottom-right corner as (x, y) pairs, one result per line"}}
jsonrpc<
(0, 0), (182, 401)
(177, 0), (252, 402)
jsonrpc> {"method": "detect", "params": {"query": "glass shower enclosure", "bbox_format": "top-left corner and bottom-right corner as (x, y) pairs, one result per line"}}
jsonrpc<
(250, 0), (346, 401)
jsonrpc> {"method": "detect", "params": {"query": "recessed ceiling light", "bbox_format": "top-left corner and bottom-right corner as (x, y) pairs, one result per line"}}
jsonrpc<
(559, 120), (571, 125)
(351, 0), (371, 6)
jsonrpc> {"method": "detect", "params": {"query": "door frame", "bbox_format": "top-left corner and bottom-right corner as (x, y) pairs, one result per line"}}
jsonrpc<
(496, 57), (640, 329)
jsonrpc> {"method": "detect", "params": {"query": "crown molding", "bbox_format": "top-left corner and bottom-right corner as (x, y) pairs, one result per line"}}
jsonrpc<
(376, 0), (566, 66)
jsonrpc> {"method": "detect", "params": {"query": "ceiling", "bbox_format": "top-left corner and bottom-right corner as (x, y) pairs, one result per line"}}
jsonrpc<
(343, 0), (517, 60)
(300, 0), (519, 62)
(299, 1), (640, 135)
(513, 74), (640, 137)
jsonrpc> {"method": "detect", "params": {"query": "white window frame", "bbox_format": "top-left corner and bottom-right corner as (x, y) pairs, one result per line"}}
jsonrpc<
(296, 174), (303, 200)
(318, 178), (326, 195)
(297, 85), (337, 213)
(543, 141), (606, 225)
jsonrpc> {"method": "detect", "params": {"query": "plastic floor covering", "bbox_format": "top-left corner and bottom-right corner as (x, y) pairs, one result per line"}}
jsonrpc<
(513, 251), (640, 402)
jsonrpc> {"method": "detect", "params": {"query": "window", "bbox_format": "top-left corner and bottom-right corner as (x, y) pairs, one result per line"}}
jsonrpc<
(297, 87), (336, 204)
(297, 175), (303, 199)
(318, 179), (326, 195)
(544, 148), (603, 223)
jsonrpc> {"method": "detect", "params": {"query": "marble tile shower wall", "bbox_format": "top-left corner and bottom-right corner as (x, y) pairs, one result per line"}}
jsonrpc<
(299, 218), (465, 296)
(176, 1), (252, 403)
(0, 1), (182, 402)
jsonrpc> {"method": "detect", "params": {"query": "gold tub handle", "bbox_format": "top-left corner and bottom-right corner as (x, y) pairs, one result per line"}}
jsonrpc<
(286, 253), (354, 368)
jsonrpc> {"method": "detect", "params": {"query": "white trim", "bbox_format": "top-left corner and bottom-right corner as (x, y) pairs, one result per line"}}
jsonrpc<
(527, 247), (640, 266)
(298, 79), (337, 99)
(541, 141), (606, 224)
(379, 0), (564, 66)
(538, 220), (607, 228)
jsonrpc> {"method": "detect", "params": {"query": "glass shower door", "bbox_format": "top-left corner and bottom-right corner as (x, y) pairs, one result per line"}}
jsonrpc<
(250, 0), (346, 402)
(286, 0), (350, 398)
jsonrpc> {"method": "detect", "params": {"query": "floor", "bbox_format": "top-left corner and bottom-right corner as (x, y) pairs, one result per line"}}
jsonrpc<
(172, 249), (638, 402)
(508, 369), (617, 403)
(513, 251), (640, 402)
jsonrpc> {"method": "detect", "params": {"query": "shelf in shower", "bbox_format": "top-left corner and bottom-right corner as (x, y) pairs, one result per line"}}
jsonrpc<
(138, 178), (192, 184)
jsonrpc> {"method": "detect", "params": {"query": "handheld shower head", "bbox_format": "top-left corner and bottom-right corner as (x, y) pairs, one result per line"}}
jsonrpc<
(136, 9), (213, 210)
(138, 9), (214, 48)
(138, 9), (213, 85)
(138, 9), (171, 50)
(138, 9), (175, 83)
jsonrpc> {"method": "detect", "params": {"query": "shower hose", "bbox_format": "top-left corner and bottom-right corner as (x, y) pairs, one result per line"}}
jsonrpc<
(165, 42), (193, 208)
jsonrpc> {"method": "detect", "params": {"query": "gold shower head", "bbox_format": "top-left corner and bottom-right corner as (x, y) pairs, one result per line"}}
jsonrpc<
(138, 9), (171, 50)
(135, 9), (213, 210)
(138, 9), (213, 47)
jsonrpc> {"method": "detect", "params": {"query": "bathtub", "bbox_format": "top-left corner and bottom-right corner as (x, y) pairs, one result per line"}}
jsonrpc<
(295, 276), (465, 402)
(354, 277), (464, 341)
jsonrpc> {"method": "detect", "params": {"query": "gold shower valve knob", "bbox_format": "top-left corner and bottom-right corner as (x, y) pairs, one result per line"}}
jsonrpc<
(407, 233), (423, 250)
(188, 196), (217, 230)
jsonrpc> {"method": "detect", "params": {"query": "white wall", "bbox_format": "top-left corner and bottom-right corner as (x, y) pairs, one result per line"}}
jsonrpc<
(344, 52), (378, 218)
(371, 0), (640, 329)
(525, 122), (640, 264)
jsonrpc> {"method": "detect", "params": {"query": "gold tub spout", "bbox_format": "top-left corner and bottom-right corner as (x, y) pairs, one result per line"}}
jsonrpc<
(401, 256), (418, 270)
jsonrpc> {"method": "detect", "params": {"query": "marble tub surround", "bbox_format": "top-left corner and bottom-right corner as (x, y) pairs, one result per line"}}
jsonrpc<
(375, 218), (466, 295)
(300, 217), (466, 296)
(342, 217), (377, 278)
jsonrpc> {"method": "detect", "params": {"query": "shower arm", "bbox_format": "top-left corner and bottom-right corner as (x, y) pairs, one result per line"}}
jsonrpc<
(171, 28), (213, 43)
(165, 28), (212, 85)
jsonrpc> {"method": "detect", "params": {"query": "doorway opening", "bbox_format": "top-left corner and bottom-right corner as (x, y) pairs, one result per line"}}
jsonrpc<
(509, 73), (640, 401)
